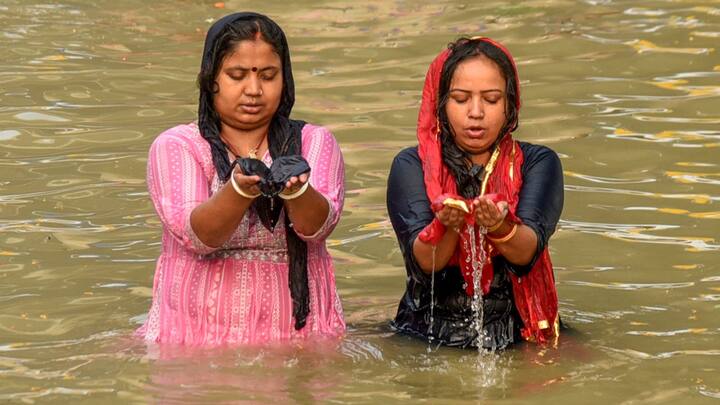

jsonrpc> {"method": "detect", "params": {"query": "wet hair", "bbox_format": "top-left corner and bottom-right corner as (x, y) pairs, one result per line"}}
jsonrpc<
(436, 37), (520, 198)
(197, 13), (297, 182)
(196, 13), (309, 330)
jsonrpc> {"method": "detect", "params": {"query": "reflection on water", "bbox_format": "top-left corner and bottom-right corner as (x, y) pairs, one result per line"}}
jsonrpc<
(1, 0), (719, 403)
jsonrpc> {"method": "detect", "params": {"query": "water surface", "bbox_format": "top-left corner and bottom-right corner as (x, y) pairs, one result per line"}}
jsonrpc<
(1, 0), (719, 403)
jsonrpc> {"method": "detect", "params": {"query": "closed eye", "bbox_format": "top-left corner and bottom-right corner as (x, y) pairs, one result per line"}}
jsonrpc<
(228, 72), (247, 81)
(450, 95), (470, 104)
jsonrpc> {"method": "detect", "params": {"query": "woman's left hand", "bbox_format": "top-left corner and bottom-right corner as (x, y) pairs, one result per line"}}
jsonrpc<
(283, 172), (310, 196)
(473, 196), (509, 229)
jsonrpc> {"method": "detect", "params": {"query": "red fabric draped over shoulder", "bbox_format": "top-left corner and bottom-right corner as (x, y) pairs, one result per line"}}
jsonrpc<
(415, 38), (559, 344)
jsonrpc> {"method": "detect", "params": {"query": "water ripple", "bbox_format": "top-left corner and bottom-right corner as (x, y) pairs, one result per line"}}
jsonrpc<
(560, 219), (719, 251)
(565, 184), (719, 204)
(563, 280), (695, 291)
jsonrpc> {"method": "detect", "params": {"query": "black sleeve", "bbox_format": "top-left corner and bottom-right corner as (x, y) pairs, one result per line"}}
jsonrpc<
(507, 143), (564, 276)
(386, 147), (433, 285)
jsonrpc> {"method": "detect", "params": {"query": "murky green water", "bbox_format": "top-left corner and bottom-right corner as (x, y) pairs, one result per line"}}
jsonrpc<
(1, 0), (719, 403)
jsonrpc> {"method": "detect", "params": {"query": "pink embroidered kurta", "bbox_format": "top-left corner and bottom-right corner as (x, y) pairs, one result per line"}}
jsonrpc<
(137, 122), (345, 345)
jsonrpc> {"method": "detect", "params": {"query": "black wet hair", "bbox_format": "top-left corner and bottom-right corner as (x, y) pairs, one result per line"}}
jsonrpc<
(436, 37), (520, 198)
(197, 13), (297, 182)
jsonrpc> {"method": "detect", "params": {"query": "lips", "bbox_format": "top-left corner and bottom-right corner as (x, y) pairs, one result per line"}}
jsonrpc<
(239, 104), (263, 114)
(464, 126), (486, 138)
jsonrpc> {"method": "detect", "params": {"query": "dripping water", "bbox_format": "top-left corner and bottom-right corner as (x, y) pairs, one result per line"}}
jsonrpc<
(472, 224), (504, 387)
(468, 226), (486, 349)
(427, 245), (436, 353)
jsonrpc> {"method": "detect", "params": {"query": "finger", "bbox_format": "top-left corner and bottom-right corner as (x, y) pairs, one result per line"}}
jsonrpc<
(237, 174), (261, 186)
(299, 173), (309, 183)
(478, 200), (496, 226)
(497, 201), (509, 217)
(435, 208), (447, 223)
(438, 207), (459, 226)
(285, 177), (298, 189)
(483, 199), (500, 218)
(448, 212), (457, 226)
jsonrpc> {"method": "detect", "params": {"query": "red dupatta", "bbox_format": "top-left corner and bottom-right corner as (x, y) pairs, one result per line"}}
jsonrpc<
(416, 38), (559, 343)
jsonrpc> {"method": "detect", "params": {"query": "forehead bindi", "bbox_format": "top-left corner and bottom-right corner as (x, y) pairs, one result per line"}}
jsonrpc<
(223, 39), (281, 70)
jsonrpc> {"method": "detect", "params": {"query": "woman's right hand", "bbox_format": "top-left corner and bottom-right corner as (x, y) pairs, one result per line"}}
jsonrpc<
(232, 169), (262, 197)
(435, 205), (467, 233)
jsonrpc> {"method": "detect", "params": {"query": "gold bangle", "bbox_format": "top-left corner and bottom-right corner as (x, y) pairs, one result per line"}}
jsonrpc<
(487, 223), (518, 244)
(230, 171), (260, 199)
(278, 181), (309, 200)
(486, 218), (504, 233)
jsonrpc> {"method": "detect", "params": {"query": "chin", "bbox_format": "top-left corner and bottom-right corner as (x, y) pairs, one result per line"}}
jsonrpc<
(459, 141), (492, 154)
(235, 115), (270, 128)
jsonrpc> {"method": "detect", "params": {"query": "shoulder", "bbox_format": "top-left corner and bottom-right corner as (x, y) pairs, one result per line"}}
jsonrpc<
(391, 146), (421, 169)
(389, 146), (423, 188)
(302, 123), (338, 147)
(518, 141), (562, 173)
(301, 123), (342, 159)
(150, 123), (213, 172)
(152, 122), (206, 152)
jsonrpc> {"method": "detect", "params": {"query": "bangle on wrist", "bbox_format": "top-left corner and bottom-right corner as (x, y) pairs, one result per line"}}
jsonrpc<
(487, 223), (518, 244)
(230, 172), (260, 199)
(278, 181), (309, 200)
(486, 218), (505, 233)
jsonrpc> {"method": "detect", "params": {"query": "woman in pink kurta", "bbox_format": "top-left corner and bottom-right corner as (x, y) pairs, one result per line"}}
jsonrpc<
(136, 12), (345, 345)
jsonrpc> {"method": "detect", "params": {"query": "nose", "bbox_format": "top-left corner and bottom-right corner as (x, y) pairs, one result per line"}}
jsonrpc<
(244, 75), (262, 97)
(468, 97), (484, 119)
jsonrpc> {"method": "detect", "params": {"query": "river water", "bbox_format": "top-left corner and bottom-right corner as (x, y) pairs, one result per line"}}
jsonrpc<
(1, 0), (719, 403)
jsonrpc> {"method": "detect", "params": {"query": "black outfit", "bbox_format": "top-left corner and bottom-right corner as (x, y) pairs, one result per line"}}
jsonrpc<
(386, 143), (564, 349)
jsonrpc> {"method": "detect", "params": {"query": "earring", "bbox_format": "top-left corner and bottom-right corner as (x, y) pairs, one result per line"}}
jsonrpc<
(435, 117), (441, 141)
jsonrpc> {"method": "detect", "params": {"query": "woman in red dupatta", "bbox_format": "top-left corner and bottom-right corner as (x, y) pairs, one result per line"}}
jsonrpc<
(387, 37), (563, 349)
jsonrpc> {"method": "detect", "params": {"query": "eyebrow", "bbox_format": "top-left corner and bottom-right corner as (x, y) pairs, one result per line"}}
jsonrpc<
(449, 88), (504, 94)
(225, 66), (280, 73)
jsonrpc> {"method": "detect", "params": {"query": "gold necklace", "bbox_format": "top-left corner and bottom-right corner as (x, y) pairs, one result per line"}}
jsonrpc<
(247, 136), (265, 159)
(222, 135), (266, 159)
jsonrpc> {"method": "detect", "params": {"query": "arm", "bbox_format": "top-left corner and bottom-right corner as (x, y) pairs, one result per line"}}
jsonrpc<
(474, 145), (564, 270)
(412, 209), (464, 273)
(475, 203), (538, 266)
(387, 148), (463, 276)
(283, 126), (344, 240)
(147, 133), (261, 251)
(189, 168), (261, 248)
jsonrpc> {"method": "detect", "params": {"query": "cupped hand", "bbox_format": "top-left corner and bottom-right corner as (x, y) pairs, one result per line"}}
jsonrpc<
(283, 172), (309, 194)
(233, 169), (261, 196)
(473, 196), (509, 229)
(436, 205), (467, 233)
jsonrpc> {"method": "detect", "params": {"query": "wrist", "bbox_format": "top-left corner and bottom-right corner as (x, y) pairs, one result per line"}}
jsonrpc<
(447, 224), (463, 235)
(279, 181), (309, 200)
(486, 217), (505, 233)
(487, 223), (518, 244)
(230, 172), (260, 199)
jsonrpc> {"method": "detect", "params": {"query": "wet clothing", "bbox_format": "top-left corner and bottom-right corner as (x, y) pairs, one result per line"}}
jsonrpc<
(387, 143), (563, 349)
(136, 123), (345, 345)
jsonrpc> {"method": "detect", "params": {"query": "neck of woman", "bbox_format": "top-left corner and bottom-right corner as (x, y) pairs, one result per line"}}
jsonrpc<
(469, 150), (492, 167)
(220, 122), (270, 158)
